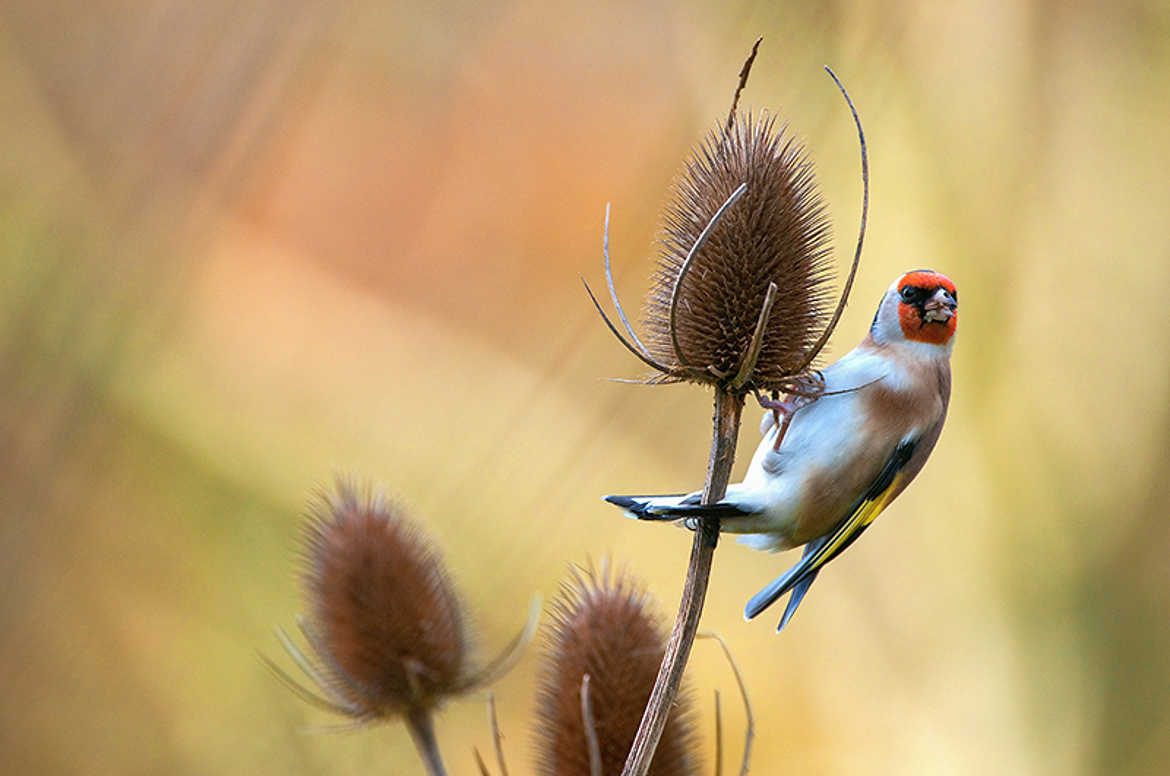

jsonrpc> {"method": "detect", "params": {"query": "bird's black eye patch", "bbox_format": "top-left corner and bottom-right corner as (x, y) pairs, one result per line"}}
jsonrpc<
(899, 285), (923, 303)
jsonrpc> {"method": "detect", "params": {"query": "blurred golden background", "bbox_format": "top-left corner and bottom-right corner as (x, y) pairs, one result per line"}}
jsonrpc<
(3, 0), (1169, 773)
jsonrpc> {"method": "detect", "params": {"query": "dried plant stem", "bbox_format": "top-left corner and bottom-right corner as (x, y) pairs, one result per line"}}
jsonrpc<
(699, 632), (755, 776)
(473, 748), (492, 776)
(726, 37), (762, 132)
(406, 709), (449, 776)
(622, 388), (743, 776)
(713, 690), (724, 776)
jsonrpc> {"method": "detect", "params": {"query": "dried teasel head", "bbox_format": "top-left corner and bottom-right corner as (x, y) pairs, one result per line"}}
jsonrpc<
(263, 479), (537, 726)
(533, 563), (699, 776)
(585, 52), (868, 398)
(645, 111), (833, 389)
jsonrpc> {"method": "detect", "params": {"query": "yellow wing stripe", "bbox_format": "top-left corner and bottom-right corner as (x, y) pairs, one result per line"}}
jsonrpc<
(805, 471), (906, 576)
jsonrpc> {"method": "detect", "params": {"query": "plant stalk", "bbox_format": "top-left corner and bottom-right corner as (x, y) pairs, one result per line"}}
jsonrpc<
(621, 387), (743, 776)
(406, 708), (449, 776)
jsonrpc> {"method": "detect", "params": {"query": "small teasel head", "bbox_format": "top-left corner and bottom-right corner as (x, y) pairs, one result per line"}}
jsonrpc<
(533, 562), (699, 776)
(264, 478), (537, 726)
(300, 481), (468, 717)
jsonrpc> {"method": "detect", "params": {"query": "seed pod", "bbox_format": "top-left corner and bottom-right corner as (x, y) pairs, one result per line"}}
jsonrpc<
(298, 481), (470, 718)
(533, 564), (698, 776)
(265, 479), (535, 727)
(645, 110), (834, 390)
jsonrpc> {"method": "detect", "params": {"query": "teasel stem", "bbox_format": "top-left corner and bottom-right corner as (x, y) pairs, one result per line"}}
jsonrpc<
(406, 709), (448, 776)
(622, 387), (743, 776)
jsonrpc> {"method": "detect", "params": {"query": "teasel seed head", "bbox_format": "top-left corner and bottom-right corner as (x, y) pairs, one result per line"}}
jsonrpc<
(264, 478), (537, 727)
(533, 563), (699, 776)
(584, 59), (869, 399)
(645, 111), (834, 390)
(301, 480), (469, 718)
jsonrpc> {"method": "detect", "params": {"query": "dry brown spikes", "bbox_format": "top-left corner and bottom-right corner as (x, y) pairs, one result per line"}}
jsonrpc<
(647, 111), (835, 388)
(588, 69), (867, 397)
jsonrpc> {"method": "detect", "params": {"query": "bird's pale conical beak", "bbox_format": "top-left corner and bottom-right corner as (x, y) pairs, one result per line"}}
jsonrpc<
(922, 288), (957, 324)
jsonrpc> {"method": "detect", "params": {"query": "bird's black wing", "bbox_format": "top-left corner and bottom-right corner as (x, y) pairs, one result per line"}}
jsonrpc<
(744, 438), (918, 631)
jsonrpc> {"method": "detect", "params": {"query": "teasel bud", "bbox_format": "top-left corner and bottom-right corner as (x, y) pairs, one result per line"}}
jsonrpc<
(533, 563), (699, 776)
(263, 479), (537, 776)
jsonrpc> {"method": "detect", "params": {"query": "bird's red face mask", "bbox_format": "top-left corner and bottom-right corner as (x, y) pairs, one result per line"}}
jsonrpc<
(897, 271), (958, 345)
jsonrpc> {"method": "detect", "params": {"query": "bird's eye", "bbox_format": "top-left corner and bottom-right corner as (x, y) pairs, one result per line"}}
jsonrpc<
(899, 286), (919, 302)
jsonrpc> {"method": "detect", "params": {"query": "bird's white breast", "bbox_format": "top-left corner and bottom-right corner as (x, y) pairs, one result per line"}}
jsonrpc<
(735, 347), (894, 540)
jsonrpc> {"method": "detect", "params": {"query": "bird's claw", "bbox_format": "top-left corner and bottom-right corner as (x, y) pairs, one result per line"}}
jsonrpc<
(756, 374), (826, 451)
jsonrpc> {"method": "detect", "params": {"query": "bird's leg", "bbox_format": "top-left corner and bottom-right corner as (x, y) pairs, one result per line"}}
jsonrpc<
(756, 390), (786, 442)
(761, 395), (802, 452)
(756, 373), (825, 451)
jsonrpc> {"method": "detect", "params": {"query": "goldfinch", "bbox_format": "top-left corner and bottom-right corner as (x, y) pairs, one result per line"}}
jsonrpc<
(605, 270), (958, 632)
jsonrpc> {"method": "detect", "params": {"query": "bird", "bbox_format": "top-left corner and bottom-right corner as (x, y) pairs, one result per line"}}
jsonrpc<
(605, 269), (958, 632)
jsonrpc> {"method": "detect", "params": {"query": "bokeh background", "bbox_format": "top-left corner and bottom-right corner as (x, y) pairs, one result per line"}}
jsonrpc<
(3, 0), (1169, 773)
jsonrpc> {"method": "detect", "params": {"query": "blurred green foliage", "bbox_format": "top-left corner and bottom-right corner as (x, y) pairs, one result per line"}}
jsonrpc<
(2, 0), (1169, 773)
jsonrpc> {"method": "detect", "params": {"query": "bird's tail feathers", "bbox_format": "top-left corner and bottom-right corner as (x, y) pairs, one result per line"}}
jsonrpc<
(776, 573), (818, 633)
(602, 493), (753, 521)
(744, 534), (831, 628)
(602, 494), (685, 521)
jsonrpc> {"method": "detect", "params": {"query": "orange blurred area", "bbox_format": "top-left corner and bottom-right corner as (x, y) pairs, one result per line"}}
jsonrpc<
(3, 1), (1169, 773)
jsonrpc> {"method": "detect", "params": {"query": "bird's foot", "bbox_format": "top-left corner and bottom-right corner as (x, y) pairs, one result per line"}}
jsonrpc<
(756, 373), (825, 451)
